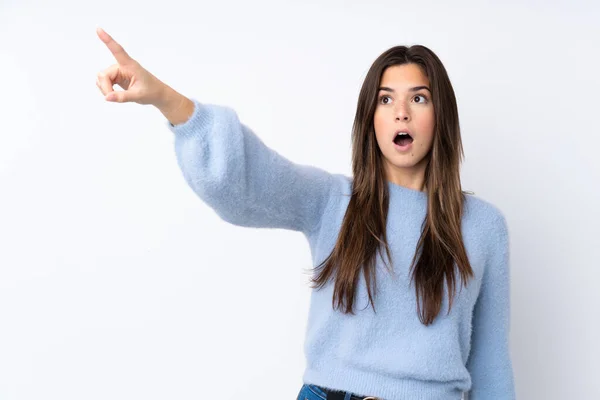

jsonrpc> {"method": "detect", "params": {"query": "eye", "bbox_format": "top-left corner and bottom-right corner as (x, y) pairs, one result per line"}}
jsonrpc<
(378, 94), (429, 105)
(414, 94), (429, 103)
(379, 94), (392, 105)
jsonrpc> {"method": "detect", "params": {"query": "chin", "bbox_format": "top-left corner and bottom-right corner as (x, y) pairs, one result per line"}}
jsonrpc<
(391, 162), (423, 170)
(384, 154), (429, 171)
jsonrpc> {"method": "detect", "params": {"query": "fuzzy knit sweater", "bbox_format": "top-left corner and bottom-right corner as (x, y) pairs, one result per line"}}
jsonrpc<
(166, 98), (516, 400)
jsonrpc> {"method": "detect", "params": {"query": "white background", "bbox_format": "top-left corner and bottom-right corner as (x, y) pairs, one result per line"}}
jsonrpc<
(1, 0), (598, 399)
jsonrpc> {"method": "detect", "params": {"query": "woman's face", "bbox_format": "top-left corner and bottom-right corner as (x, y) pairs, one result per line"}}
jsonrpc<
(373, 63), (435, 189)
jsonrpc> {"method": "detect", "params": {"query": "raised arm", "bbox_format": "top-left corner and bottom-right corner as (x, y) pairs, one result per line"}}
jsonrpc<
(95, 27), (335, 236)
(465, 213), (516, 400)
(167, 96), (335, 235)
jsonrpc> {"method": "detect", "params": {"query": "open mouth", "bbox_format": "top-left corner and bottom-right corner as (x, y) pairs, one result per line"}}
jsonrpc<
(394, 132), (414, 146)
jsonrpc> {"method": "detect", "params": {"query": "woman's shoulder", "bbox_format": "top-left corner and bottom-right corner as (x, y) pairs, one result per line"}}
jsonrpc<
(463, 191), (508, 235)
(327, 173), (354, 197)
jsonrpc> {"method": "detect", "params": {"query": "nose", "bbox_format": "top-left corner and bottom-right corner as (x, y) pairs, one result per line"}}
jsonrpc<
(394, 104), (410, 121)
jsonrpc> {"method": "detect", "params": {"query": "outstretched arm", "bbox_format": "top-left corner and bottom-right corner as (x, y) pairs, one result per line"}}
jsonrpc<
(166, 95), (335, 236)
(96, 27), (334, 236)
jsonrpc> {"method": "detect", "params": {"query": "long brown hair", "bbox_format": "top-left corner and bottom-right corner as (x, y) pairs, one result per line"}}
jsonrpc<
(309, 45), (474, 326)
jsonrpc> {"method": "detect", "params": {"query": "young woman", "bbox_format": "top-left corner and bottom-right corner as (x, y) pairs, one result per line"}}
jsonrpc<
(96, 27), (515, 400)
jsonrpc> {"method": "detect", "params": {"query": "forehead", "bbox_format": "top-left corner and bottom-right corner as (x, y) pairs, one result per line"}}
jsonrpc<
(379, 64), (430, 89)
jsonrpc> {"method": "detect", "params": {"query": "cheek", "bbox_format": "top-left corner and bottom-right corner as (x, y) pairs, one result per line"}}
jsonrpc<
(373, 110), (383, 127)
(415, 114), (435, 141)
(373, 113), (388, 142)
(415, 108), (434, 127)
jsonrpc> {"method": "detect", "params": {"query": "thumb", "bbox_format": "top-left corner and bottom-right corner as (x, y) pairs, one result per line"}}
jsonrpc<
(105, 91), (131, 103)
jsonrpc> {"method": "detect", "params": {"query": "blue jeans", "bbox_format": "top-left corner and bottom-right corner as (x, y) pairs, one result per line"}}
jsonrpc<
(297, 384), (353, 400)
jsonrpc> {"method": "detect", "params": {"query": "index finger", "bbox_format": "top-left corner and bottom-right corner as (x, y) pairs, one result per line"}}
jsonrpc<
(96, 27), (133, 64)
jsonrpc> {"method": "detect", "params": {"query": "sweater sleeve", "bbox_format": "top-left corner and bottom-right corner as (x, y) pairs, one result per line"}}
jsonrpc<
(167, 98), (334, 235)
(465, 213), (516, 400)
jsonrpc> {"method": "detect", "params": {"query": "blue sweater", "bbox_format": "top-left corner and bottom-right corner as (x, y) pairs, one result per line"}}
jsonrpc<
(167, 99), (516, 400)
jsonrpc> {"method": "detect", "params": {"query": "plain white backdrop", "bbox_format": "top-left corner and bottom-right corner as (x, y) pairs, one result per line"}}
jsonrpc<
(1, 0), (598, 399)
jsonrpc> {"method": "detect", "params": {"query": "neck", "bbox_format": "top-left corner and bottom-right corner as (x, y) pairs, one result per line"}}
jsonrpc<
(383, 158), (429, 192)
(385, 171), (427, 192)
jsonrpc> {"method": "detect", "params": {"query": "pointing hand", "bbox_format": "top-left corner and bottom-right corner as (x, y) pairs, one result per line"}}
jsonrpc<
(96, 27), (167, 106)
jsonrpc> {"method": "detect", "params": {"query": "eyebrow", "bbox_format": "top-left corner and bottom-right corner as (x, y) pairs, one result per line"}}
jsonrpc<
(378, 85), (431, 93)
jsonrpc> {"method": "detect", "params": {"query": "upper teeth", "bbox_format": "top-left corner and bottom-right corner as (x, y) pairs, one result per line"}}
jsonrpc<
(397, 132), (410, 137)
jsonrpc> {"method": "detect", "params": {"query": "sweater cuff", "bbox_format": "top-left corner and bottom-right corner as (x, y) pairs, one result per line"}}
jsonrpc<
(165, 98), (213, 138)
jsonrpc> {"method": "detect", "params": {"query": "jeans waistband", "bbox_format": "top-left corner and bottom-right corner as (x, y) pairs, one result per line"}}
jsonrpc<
(312, 384), (382, 400)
